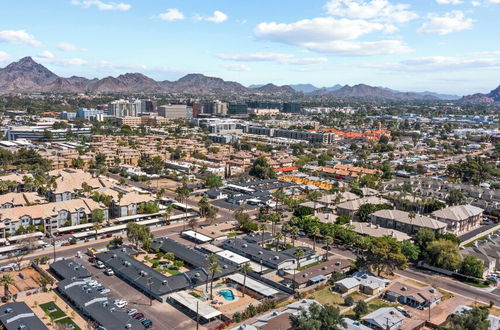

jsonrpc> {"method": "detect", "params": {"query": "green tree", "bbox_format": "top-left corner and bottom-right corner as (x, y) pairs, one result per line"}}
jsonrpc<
(92, 222), (102, 241)
(238, 263), (253, 297)
(443, 306), (490, 330)
(0, 274), (14, 302)
(447, 189), (465, 206)
(459, 255), (485, 278)
(354, 300), (369, 319)
(401, 240), (420, 261)
(344, 295), (354, 306)
(249, 156), (277, 179)
(292, 303), (346, 330)
(324, 235), (334, 261)
(425, 239), (462, 271)
(362, 236), (407, 276)
(207, 253), (222, 299)
(91, 208), (105, 223)
(414, 228), (436, 252)
(204, 173), (223, 188)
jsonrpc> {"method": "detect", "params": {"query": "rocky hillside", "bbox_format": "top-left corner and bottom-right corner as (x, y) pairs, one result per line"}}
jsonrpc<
(461, 85), (500, 103)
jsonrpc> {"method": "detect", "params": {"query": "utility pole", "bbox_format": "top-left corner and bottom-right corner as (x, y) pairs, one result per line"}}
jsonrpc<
(196, 300), (199, 330)
(148, 277), (153, 306)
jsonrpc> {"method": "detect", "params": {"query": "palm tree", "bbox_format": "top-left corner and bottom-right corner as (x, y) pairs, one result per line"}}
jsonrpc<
(290, 226), (300, 247)
(0, 274), (14, 302)
(207, 254), (222, 299)
(259, 223), (267, 246)
(164, 204), (173, 224)
(293, 248), (305, 292)
(272, 188), (286, 213)
(311, 225), (320, 252)
(238, 263), (253, 297)
(282, 223), (291, 245)
(307, 190), (322, 214)
(92, 222), (102, 241)
(324, 235), (333, 261)
(274, 232), (283, 252)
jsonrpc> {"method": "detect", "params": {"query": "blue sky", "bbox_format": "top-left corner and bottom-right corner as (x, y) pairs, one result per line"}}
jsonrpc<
(0, 0), (499, 94)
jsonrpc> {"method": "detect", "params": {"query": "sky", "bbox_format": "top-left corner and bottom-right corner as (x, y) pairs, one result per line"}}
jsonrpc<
(0, 0), (499, 95)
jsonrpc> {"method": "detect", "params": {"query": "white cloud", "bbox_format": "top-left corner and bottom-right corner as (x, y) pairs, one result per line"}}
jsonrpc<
(205, 10), (228, 23)
(224, 64), (251, 72)
(217, 52), (328, 65)
(57, 42), (85, 52)
(436, 0), (463, 4)
(325, 0), (418, 24)
(0, 30), (41, 46)
(37, 50), (55, 59)
(0, 51), (10, 62)
(302, 39), (413, 55)
(70, 0), (131, 11)
(364, 54), (500, 71)
(418, 11), (474, 35)
(488, 0), (500, 3)
(255, 17), (389, 43)
(471, 1), (481, 6)
(35, 52), (87, 66)
(159, 8), (185, 21)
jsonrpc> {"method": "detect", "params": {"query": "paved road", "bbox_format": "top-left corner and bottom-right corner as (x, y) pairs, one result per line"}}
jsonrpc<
(295, 235), (500, 305)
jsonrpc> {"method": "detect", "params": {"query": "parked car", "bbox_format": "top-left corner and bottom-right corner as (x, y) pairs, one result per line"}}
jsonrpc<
(113, 299), (128, 308)
(397, 306), (412, 318)
(127, 308), (138, 315)
(99, 288), (110, 294)
(133, 313), (144, 319)
(104, 268), (114, 276)
(142, 319), (153, 328)
(95, 261), (106, 269)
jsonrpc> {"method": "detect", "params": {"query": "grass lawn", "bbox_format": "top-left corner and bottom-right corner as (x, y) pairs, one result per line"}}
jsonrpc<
(40, 302), (66, 320)
(227, 232), (239, 238)
(165, 268), (181, 275)
(437, 289), (454, 301)
(308, 286), (344, 307)
(367, 297), (399, 311)
(463, 280), (490, 288)
(348, 292), (369, 301)
(56, 317), (81, 330)
(298, 260), (322, 271)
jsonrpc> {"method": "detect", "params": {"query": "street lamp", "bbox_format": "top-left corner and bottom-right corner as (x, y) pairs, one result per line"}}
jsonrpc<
(148, 277), (153, 306)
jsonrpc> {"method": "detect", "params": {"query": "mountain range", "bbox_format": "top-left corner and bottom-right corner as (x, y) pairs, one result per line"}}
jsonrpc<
(461, 85), (500, 103)
(0, 57), (493, 102)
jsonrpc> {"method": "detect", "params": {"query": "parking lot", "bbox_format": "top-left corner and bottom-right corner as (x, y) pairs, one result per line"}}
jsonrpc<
(76, 255), (200, 330)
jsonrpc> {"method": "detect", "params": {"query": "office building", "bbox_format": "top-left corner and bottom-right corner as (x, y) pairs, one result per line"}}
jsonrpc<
(158, 105), (193, 119)
(139, 99), (157, 113)
(76, 108), (104, 121)
(108, 100), (139, 118)
(228, 102), (248, 115)
(282, 102), (301, 113)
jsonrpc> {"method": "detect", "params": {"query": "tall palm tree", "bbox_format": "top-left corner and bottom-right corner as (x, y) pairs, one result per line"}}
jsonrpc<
(207, 254), (222, 299)
(164, 204), (173, 224)
(307, 190), (322, 214)
(293, 248), (305, 292)
(272, 188), (286, 213)
(259, 224), (267, 246)
(290, 226), (300, 247)
(311, 225), (320, 252)
(274, 232), (283, 252)
(282, 223), (291, 245)
(238, 263), (253, 297)
(92, 222), (102, 241)
(0, 274), (14, 302)
(324, 236), (333, 261)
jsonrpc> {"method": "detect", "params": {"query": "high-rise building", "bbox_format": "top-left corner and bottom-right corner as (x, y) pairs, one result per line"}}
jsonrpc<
(140, 100), (157, 113)
(282, 102), (301, 113)
(76, 108), (104, 121)
(108, 100), (139, 118)
(202, 100), (228, 116)
(158, 105), (193, 119)
(228, 102), (248, 115)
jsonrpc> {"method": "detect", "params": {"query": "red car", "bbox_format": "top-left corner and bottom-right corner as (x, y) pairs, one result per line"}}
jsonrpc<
(133, 313), (144, 319)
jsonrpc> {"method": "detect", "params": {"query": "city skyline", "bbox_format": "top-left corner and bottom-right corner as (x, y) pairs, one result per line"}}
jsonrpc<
(0, 0), (499, 94)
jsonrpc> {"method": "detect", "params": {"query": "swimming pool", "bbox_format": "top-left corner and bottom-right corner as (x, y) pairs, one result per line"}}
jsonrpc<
(218, 289), (235, 301)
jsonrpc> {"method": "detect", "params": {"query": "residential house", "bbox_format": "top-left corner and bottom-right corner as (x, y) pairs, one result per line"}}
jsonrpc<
(334, 272), (390, 295)
(282, 258), (351, 289)
(371, 209), (447, 235)
(362, 307), (404, 330)
(0, 302), (48, 330)
(336, 196), (390, 218)
(432, 205), (483, 235)
(0, 192), (46, 208)
(385, 281), (442, 308)
(47, 169), (111, 202)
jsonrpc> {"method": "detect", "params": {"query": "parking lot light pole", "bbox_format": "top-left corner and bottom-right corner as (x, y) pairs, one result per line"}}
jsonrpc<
(148, 277), (153, 306)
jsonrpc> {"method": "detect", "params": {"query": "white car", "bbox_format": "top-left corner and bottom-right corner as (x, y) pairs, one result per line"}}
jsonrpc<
(99, 288), (110, 294)
(127, 308), (138, 315)
(114, 300), (128, 308)
(104, 268), (114, 276)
